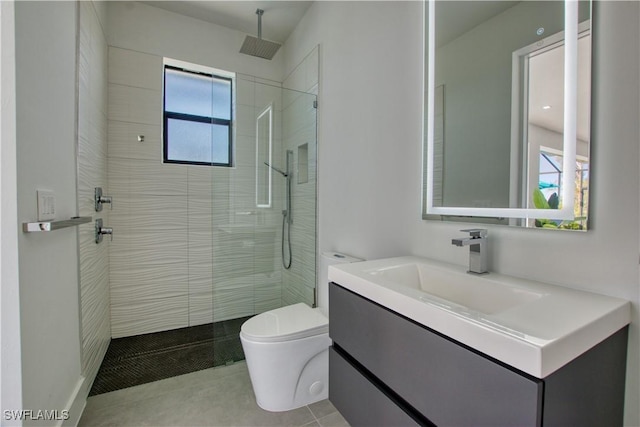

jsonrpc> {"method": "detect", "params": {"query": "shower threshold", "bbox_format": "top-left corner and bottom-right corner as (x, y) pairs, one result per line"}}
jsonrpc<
(89, 316), (250, 396)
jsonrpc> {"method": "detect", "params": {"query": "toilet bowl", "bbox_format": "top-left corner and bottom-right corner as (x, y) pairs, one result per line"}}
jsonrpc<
(240, 303), (331, 412)
(240, 251), (363, 412)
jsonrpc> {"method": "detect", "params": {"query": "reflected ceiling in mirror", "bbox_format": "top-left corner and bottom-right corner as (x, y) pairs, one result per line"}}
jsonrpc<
(423, 1), (591, 230)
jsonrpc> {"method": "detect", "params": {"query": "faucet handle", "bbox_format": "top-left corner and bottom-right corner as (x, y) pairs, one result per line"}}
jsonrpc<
(460, 228), (487, 238)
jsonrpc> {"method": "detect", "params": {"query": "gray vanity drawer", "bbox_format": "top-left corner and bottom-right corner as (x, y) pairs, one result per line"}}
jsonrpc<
(329, 282), (543, 426)
(329, 347), (421, 427)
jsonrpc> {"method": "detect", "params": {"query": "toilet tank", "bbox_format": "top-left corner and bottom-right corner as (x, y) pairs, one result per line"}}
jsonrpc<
(318, 251), (363, 316)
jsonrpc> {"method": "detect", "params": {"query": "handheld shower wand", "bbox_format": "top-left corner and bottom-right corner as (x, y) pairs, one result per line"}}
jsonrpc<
(264, 152), (293, 269)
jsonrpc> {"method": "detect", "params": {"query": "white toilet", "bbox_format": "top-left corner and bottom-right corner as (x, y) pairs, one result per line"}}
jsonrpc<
(240, 252), (362, 412)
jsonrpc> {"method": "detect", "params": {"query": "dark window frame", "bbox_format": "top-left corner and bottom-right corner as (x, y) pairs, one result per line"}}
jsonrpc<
(163, 65), (233, 167)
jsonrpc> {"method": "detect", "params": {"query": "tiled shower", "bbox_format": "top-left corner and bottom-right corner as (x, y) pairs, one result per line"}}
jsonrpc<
(76, 0), (319, 388)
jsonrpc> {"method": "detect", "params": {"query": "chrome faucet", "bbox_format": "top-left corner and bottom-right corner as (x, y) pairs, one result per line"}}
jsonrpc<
(452, 229), (488, 274)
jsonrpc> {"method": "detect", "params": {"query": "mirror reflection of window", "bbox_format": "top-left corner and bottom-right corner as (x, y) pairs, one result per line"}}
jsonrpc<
(524, 28), (591, 229)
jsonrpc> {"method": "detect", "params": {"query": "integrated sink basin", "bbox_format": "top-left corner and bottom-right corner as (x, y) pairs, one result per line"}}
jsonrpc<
(329, 256), (630, 378)
(367, 263), (545, 315)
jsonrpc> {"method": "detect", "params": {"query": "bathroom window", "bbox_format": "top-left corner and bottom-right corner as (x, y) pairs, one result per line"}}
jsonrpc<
(163, 61), (233, 166)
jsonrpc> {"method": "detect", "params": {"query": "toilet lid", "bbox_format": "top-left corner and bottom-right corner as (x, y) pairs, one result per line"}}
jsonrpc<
(240, 303), (329, 343)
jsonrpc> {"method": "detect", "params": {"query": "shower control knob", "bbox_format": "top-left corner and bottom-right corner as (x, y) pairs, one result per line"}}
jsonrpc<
(95, 218), (114, 244)
(100, 227), (113, 239)
(95, 187), (113, 211)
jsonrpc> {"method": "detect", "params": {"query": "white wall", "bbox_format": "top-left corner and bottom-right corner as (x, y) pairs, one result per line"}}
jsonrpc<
(14, 1), (84, 424)
(1, 0), (23, 422)
(283, 1), (422, 263)
(107, 1), (282, 83)
(284, 1), (639, 424)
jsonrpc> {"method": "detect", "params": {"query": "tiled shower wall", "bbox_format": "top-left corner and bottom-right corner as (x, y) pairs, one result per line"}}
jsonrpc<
(77, 0), (111, 381)
(106, 47), (291, 338)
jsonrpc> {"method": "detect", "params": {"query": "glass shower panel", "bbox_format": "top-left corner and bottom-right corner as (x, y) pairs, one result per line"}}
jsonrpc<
(280, 87), (318, 308)
(210, 80), (317, 351)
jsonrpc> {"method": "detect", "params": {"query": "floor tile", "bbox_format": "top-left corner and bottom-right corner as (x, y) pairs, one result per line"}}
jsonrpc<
(78, 362), (348, 427)
(316, 411), (350, 427)
(308, 399), (338, 420)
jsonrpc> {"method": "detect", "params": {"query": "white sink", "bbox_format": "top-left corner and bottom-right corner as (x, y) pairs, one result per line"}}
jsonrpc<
(329, 256), (630, 378)
(367, 263), (545, 315)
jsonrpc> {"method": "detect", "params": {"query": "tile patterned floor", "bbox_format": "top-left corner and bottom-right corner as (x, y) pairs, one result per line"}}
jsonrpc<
(79, 362), (349, 427)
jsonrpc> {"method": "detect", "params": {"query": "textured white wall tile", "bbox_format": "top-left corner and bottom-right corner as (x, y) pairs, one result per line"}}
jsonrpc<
(108, 47), (162, 90)
(235, 104), (257, 137)
(189, 266), (214, 295)
(236, 79), (255, 107)
(110, 296), (189, 338)
(188, 195), (213, 226)
(107, 155), (131, 196)
(110, 262), (188, 302)
(109, 194), (188, 231)
(187, 166), (214, 196)
(283, 63), (305, 93)
(213, 286), (254, 322)
(77, 0), (111, 380)
(188, 291), (213, 326)
(255, 83), (282, 114)
(254, 279), (282, 314)
(305, 46), (319, 91)
(109, 229), (188, 266)
(104, 48), (319, 337)
(108, 121), (161, 161)
(127, 159), (188, 196)
(108, 83), (162, 125)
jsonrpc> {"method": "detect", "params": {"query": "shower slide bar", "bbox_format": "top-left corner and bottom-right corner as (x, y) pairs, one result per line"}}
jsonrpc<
(23, 216), (92, 232)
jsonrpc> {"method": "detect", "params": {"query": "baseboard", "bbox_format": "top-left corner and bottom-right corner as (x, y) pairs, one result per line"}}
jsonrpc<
(60, 376), (87, 427)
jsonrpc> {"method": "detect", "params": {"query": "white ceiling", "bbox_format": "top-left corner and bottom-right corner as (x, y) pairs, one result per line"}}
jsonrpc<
(435, 1), (518, 48)
(140, 1), (313, 43)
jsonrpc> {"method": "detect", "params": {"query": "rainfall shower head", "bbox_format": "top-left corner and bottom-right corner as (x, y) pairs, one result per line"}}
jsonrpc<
(240, 9), (282, 60)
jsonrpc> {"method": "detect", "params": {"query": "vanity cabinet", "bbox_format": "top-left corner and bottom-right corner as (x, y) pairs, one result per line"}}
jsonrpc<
(329, 282), (628, 426)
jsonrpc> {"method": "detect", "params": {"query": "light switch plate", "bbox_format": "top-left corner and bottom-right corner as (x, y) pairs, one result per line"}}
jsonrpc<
(37, 190), (56, 221)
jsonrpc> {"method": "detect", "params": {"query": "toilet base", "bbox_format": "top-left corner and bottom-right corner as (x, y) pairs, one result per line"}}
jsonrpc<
(240, 332), (331, 412)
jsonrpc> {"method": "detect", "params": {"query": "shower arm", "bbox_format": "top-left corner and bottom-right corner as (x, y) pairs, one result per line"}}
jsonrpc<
(257, 9), (264, 40)
(264, 161), (288, 177)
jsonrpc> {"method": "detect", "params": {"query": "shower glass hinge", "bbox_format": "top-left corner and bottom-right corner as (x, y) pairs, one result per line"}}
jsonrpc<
(313, 287), (318, 308)
(313, 100), (318, 109)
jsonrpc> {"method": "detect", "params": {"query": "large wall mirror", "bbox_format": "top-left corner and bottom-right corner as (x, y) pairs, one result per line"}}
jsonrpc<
(423, 0), (592, 230)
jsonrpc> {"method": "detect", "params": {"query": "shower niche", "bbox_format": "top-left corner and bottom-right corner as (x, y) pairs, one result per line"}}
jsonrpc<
(297, 143), (309, 184)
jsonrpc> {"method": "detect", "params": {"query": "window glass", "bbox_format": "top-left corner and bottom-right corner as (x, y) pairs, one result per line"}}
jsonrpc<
(163, 64), (233, 166)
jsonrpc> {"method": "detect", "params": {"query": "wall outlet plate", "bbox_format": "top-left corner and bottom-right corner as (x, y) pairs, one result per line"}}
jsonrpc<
(37, 190), (56, 221)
